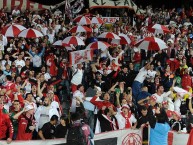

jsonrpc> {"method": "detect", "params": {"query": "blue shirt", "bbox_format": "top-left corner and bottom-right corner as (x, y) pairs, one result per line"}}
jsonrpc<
(150, 122), (170, 145)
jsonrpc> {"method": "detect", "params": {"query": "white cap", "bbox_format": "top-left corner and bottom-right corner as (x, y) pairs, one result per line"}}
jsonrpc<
(25, 104), (34, 112)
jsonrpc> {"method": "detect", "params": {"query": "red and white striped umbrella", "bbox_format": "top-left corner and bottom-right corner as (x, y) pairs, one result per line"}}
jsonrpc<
(150, 24), (170, 34)
(111, 33), (131, 45)
(98, 32), (121, 39)
(91, 17), (104, 24)
(62, 36), (85, 46)
(69, 26), (92, 33)
(73, 16), (91, 25)
(2, 24), (26, 37)
(135, 37), (168, 51)
(18, 28), (43, 38)
(52, 40), (63, 46)
(86, 41), (111, 51)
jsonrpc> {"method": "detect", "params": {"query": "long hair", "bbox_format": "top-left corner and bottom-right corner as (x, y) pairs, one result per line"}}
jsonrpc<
(156, 107), (169, 124)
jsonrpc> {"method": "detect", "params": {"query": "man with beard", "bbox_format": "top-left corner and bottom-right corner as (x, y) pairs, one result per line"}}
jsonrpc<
(34, 97), (59, 132)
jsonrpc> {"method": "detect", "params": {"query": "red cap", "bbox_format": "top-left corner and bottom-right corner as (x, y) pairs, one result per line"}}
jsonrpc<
(121, 104), (130, 110)
(162, 101), (168, 105)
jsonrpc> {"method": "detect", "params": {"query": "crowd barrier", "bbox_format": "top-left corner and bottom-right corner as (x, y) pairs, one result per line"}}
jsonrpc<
(0, 128), (189, 145)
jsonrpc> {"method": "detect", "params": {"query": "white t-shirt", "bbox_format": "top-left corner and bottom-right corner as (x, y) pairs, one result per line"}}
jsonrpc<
(134, 67), (148, 83)
(152, 91), (172, 104)
(15, 59), (25, 67)
(71, 69), (83, 85)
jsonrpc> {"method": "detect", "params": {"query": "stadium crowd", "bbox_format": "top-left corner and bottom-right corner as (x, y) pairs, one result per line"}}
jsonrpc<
(0, 4), (193, 145)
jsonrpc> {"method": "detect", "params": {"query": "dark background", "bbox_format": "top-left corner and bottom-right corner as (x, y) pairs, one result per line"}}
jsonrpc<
(30, 0), (193, 9)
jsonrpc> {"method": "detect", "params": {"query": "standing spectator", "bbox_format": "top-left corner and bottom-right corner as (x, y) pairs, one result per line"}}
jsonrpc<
(0, 103), (13, 144)
(55, 115), (69, 138)
(10, 100), (21, 140)
(132, 62), (151, 102)
(38, 115), (58, 140)
(29, 43), (46, 72)
(71, 63), (84, 93)
(34, 97), (59, 132)
(13, 104), (36, 140)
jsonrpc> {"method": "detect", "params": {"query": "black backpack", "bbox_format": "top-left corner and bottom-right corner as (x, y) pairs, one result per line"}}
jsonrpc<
(67, 124), (87, 145)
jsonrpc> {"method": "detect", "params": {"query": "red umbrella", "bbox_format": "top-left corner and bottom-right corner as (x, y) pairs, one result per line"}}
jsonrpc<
(69, 26), (92, 33)
(73, 16), (91, 25)
(135, 37), (168, 51)
(18, 28), (43, 38)
(111, 33), (131, 45)
(147, 24), (170, 34)
(86, 41), (111, 51)
(98, 32), (121, 39)
(91, 17), (104, 24)
(62, 36), (85, 46)
(2, 24), (26, 37)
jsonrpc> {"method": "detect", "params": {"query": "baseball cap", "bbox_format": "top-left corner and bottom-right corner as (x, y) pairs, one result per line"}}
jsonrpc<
(121, 104), (130, 110)
(150, 96), (157, 102)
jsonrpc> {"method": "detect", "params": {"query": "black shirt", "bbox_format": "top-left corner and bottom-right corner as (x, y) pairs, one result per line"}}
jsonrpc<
(55, 124), (67, 138)
(40, 122), (55, 139)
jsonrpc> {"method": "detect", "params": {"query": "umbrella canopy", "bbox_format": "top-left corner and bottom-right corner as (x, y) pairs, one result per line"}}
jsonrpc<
(91, 17), (104, 24)
(73, 16), (91, 25)
(18, 28), (43, 38)
(2, 24), (26, 37)
(86, 41), (111, 51)
(62, 36), (85, 46)
(151, 24), (170, 34)
(52, 40), (63, 46)
(111, 33), (131, 45)
(98, 32), (121, 39)
(69, 26), (92, 33)
(135, 37), (168, 51)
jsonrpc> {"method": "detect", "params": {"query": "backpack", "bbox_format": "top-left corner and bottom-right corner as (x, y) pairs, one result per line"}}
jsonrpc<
(67, 124), (87, 145)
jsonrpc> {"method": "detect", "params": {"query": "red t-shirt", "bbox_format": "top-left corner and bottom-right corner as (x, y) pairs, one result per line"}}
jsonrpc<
(16, 114), (34, 140)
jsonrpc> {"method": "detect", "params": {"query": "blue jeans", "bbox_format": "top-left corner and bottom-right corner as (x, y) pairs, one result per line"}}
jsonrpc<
(132, 81), (142, 103)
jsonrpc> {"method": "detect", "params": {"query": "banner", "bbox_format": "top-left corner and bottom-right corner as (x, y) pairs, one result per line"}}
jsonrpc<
(69, 49), (93, 65)
(0, 129), (189, 145)
(101, 17), (120, 23)
(89, 0), (145, 15)
(0, 0), (53, 12)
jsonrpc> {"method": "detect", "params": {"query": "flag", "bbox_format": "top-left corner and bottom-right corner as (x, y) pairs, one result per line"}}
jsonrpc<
(69, 49), (93, 65)
(65, 0), (72, 18)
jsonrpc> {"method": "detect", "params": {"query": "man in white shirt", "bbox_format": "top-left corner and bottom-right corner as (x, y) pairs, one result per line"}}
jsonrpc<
(152, 85), (172, 104)
(132, 62), (151, 102)
(14, 54), (25, 68)
(70, 84), (85, 113)
(71, 63), (83, 93)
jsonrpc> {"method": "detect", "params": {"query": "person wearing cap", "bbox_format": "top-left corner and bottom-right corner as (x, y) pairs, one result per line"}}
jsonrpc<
(169, 111), (185, 132)
(13, 104), (35, 140)
(111, 103), (137, 129)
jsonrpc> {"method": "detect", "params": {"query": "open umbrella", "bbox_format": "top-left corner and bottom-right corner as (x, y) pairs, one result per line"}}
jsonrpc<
(149, 24), (170, 34)
(98, 32), (121, 39)
(111, 33), (131, 45)
(62, 36), (85, 46)
(73, 16), (91, 25)
(86, 41), (111, 51)
(91, 17), (104, 24)
(135, 37), (168, 51)
(69, 26), (92, 33)
(18, 28), (43, 38)
(2, 24), (26, 37)
(52, 40), (63, 46)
